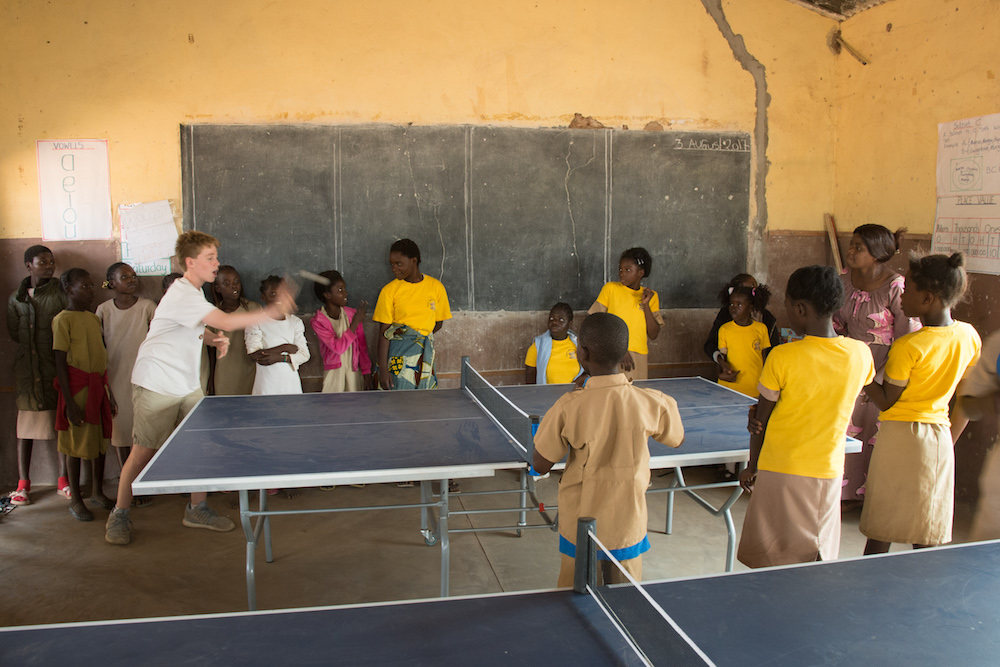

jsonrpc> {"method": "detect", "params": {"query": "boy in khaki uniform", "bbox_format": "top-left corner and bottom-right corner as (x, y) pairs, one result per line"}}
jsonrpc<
(532, 312), (684, 586)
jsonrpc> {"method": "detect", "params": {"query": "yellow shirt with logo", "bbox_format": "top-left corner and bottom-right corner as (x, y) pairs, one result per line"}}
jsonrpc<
(718, 320), (770, 398)
(757, 336), (875, 479)
(525, 337), (581, 384)
(592, 282), (664, 355)
(373, 275), (452, 336)
(880, 322), (982, 425)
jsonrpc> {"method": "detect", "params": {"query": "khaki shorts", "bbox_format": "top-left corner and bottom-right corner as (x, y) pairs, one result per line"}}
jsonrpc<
(132, 385), (204, 450)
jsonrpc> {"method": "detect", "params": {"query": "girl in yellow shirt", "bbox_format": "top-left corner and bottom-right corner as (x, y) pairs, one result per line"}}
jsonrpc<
(861, 252), (982, 554)
(373, 239), (452, 391)
(714, 283), (773, 398)
(588, 247), (663, 380)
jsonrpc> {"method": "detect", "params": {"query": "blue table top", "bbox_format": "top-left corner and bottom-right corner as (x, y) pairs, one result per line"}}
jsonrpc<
(133, 378), (759, 493)
(4, 541), (999, 666)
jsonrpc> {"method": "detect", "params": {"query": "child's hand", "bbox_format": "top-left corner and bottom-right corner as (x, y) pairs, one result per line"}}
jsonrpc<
(352, 300), (368, 326)
(209, 331), (230, 358)
(718, 366), (739, 383)
(110, 394), (118, 419)
(363, 373), (374, 391)
(747, 405), (764, 435)
(378, 368), (395, 390)
(640, 287), (654, 307)
(66, 401), (85, 427)
(739, 467), (757, 493)
(621, 351), (635, 372)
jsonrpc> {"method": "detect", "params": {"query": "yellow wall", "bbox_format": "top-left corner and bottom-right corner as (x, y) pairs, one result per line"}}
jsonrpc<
(835, 0), (1000, 234)
(1, 0), (840, 241)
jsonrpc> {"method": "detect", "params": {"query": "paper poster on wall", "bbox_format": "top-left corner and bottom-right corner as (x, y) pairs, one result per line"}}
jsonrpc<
(119, 200), (177, 276)
(931, 196), (1000, 276)
(37, 139), (113, 241)
(936, 112), (1000, 197)
(933, 112), (1000, 274)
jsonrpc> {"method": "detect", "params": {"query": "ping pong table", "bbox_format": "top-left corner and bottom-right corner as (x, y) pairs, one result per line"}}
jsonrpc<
(131, 358), (857, 610)
(4, 540), (998, 665)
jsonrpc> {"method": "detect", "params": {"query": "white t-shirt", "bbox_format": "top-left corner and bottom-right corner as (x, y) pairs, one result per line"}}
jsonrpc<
(245, 314), (309, 396)
(132, 278), (217, 397)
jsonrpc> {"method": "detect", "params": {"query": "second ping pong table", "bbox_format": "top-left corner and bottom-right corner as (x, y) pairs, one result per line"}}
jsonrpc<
(4, 540), (998, 665)
(132, 358), (857, 609)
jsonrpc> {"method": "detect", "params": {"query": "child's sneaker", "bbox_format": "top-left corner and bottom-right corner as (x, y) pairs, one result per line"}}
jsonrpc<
(105, 509), (133, 545)
(7, 489), (29, 506)
(182, 501), (235, 532)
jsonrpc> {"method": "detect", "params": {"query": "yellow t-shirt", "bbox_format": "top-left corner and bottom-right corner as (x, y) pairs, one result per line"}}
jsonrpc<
(592, 282), (664, 355)
(524, 337), (581, 384)
(880, 322), (982, 425)
(757, 336), (875, 479)
(718, 320), (770, 398)
(373, 275), (452, 336)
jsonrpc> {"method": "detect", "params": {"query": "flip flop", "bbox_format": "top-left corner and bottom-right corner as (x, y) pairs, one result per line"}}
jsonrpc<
(57, 485), (72, 500)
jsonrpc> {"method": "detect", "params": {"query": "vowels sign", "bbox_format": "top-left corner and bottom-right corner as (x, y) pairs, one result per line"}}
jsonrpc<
(37, 139), (112, 241)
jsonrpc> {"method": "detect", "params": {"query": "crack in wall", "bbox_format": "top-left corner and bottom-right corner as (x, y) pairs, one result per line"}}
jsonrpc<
(404, 147), (447, 281)
(702, 0), (770, 280)
(564, 135), (597, 290)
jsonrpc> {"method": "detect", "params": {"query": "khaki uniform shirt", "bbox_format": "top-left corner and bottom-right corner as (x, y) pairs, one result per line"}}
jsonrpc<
(534, 374), (684, 557)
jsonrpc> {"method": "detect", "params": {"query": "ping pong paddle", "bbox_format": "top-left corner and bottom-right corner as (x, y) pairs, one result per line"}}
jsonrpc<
(297, 270), (331, 286)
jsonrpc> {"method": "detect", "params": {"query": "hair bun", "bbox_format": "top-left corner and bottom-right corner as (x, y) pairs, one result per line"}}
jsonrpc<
(948, 253), (965, 268)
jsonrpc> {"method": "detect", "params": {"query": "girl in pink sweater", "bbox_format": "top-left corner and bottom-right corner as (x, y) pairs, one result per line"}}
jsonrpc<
(311, 270), (373, 392)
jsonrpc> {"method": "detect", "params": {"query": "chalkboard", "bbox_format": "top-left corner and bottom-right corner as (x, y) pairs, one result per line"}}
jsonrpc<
(181, 125), (750, 311)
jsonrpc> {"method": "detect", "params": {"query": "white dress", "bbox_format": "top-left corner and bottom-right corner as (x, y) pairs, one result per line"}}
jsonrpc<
(245, 314), (310, 395)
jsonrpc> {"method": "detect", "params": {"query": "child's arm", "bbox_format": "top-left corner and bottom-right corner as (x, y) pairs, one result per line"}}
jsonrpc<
(312, 310), (359, 356)
(640, 287), (661, 340)
(54, 350), (84, 427)
(288, 319), (310, 369)
(863, 379), (906, 411)
(740, 396), (776, 492)
(107, 385), (118, 418)
(714, 348), (739, 382)
(377, 323), (394, 389)
(532, 449), (556, 476)
(203, 283), (295, 332)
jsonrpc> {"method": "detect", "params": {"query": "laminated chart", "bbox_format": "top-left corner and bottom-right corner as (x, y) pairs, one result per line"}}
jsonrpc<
(934, 113), (1000, 275)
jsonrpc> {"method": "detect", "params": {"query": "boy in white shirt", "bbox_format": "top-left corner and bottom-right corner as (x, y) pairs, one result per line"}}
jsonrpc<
(106, 231), (295, 545)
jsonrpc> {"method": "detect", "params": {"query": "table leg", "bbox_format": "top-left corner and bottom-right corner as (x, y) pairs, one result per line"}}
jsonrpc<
(517, 469), (528, 536)
(439, 478), (450, 597)
(420, 480), (438, 546)
(261, 488), (273, 563)
(239, 490), (258, 611)
(665, 467), (682, 535)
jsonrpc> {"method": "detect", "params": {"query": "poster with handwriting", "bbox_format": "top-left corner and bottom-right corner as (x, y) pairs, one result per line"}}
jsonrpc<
(119, 201), (176, 276)
(933, 113), (1000, 274)
(37, 139), (113, 241)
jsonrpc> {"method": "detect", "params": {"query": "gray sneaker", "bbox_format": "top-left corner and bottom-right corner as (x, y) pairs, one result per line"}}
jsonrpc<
(182, 501), (235, 532)
(105, 509), (133, 545)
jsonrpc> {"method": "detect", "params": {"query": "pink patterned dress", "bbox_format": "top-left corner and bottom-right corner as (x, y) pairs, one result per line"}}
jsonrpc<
(833, 270), (921, 501)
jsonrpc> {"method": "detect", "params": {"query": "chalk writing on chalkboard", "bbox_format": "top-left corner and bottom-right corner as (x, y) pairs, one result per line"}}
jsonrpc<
(181, 125), (751, 311)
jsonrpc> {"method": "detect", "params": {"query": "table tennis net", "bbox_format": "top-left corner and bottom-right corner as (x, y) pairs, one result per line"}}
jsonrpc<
(461, 360), (536, 461)
(586, 530), (715, 667)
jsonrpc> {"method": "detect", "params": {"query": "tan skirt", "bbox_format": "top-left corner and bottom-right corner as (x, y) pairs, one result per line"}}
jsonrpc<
(860, 420), (953, 546)
(322, 366), (363, 393)
(737, 470), (841, 569)
(16, 410), (56, 440)
(625, 351), (648, 381)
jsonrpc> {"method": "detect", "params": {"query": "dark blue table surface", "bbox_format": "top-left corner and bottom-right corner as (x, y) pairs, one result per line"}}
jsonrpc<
(4, 541), (998, 666)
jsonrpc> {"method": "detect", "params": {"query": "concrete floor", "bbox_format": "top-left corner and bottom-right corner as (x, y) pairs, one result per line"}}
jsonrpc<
(0, 467), (973, 628)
